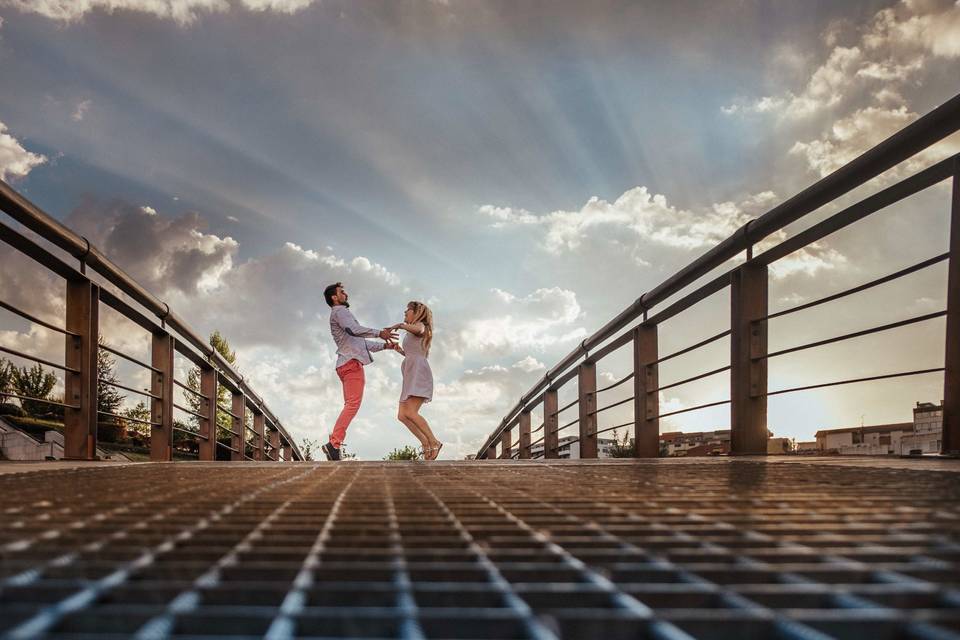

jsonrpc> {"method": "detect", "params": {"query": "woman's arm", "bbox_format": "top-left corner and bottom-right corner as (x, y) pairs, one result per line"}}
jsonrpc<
(389, 322), (425, 336)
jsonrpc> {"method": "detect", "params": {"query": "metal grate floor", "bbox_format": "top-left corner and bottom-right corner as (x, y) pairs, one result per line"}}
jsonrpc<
(1, 458), (959, 639)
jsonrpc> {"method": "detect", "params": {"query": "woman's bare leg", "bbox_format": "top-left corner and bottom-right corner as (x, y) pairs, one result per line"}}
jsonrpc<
(406, 397), (440, 459)
(398, 401), (430, 452)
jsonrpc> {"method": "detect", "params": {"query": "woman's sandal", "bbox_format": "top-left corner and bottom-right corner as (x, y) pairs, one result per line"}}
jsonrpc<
(427, 442), (443, 461)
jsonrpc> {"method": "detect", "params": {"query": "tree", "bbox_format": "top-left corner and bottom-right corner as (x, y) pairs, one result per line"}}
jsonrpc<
(300, 437), (319, 461)
(185, 330), (237, 439)
(97, 340), (126, 421)
(0, 358), (13, 404)
(384, 445), (420, 461)
(608, 429), (637, 458)
(122, 400), (151, 438)
(11, 364), (57, 416)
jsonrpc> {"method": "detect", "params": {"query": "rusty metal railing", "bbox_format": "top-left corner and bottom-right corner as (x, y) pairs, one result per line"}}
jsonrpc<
(479, 92), (960, 460)
(0, 183), (302, 462)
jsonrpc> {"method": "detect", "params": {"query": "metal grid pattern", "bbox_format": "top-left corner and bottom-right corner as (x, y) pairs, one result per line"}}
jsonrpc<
(1, 459), (959, 639)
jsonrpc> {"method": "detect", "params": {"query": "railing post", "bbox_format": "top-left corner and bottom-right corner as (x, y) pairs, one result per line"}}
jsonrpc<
(944, 161), (960, 455)
(730, 262), (769, 454)
(269, 424), (280, 461)
(64, 279), (99, 460)
(578, 362), (598, 458)
(518, 411), (531, 459)
(633, 324), (659, 457)
(486, 443), (497, 460)
(231, 391), (245, 461)
(254, 410), (266, 461)
(150, 332), (174, 461)
(198, 366), (217, 461)
(500, 425), (512, 459)
(544, 389), (559, 459)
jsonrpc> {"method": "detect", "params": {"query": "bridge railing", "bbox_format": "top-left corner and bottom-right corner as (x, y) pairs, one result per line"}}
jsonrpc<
(478, 93), (960, 460)
(0, 183), (303, 462)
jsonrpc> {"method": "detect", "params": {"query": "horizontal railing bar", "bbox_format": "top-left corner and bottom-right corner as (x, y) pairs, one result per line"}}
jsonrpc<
(565, 436), (580, 445)
(528, 436), (545, 449)
(243, 454), (256, 461)
(588, 395), (635, 417)
(596, 421), (635, 436)
(98, 378), (161, 400)
(0, 185), (304, 461)
(215, 441), (240, 454)
(587, 332), (633, 364)
(216, 403), (242, 421)
(551, 368), (578, 391)
(550, 397), (579, 417)
(0, 345), (79, 373)
(658, 399), (730, 419)
(97, 288), (162, 336)
(97, 409), (160, 427)
(173, 378), (208, 400)
(558, 417), (579, 431)
(645, 271), (732, 328)
(172, 425), (207, 440)
(530, 423), (545, 435)
(763, 253), (950, 322)
(0, 299), (78, 337)
(655, 365), (731, 393)
(597, 372), (635, 393)
(3, 393), (79, 410)
(99, 343), (161, 374)
(477, 92), (960, 458)
(173, 402), (207, 421)
(753, 155), (957, 270)
(655, 330), (732, 366)
(763, 311), (947, 360)
(763, 367), (945, 397)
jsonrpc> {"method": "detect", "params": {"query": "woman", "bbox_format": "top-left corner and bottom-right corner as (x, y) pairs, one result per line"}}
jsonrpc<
(387, 301), (442, 460)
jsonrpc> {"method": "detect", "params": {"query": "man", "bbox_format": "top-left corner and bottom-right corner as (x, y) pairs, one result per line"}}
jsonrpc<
(321, 282), (397, 461)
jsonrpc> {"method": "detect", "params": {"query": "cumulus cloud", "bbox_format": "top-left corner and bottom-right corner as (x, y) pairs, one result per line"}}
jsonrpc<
(71, 99), (92, 122)
(67, 198), (238, 296)
(0, 0), (317, 24)
(0, 121), (47, 181)
(480, 187), (841, 280)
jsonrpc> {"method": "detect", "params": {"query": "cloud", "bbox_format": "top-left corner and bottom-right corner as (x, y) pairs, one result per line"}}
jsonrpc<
(0, 121), (47, 181)
(0, 0), (317, 24)
(71, 99), (92, 122)
(480, 186), (841, 280)
(723, 0), (960, 121)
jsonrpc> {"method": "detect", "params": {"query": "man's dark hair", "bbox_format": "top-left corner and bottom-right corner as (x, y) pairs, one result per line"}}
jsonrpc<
(324, 282), (343, 308)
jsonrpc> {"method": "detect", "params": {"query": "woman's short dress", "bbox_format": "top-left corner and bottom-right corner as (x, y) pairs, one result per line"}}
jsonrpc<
(400, 324), (433, 402)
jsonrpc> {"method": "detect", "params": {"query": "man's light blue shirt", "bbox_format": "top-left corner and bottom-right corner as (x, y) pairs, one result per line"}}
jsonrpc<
(329, 305), (384, 368)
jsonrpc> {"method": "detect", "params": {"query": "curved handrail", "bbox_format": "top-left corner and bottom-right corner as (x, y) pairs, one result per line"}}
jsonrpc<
(0, 182), (303, 461)
(478, 91), (960, 458)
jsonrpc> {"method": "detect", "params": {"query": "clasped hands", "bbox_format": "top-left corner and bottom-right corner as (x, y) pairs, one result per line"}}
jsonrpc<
(379, 327), (405, 355)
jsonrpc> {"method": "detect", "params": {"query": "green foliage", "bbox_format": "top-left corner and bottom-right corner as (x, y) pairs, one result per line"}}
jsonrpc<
(186, 330), (237, 439)
(0, 402), (27, 417)
(608, 429), (637, 458)
(97, 341), (125, 420)
(0, 358), (13, 403)
(11, 364), (57, 416)
(384, 445), (420, 461)
(300, 437), (319, 461)
(122, 401), (151, 438)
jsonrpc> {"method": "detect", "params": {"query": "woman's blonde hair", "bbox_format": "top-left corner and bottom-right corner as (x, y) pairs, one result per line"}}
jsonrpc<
(407, 301), (433, 356)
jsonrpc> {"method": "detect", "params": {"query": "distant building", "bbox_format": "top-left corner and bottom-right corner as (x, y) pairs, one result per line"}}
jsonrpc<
(795, 441), (819, 454)
(899, 402), (943, 455)
(767, 437), (793, 455)
(815, 422), (913, 455)
(528, 435), (617, 459)
(660, 429), (730, 456)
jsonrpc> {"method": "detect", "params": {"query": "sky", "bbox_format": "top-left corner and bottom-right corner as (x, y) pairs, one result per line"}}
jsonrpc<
(0, 0), (958, 459)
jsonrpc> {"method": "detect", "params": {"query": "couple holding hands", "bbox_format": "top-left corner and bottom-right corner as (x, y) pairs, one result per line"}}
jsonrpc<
(320, 282), (441, 462)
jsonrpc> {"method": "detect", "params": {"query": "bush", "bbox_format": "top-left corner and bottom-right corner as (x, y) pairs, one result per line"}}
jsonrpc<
(0, 403), (27, 418)
(11, 364), (57, 416)
(384, 445), (420, 461)
(608, 429), (637, 458)
(98, 421), (123, 443)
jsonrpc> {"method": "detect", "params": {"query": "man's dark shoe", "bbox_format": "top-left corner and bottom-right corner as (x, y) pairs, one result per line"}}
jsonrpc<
(321, 442), (341, 461)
